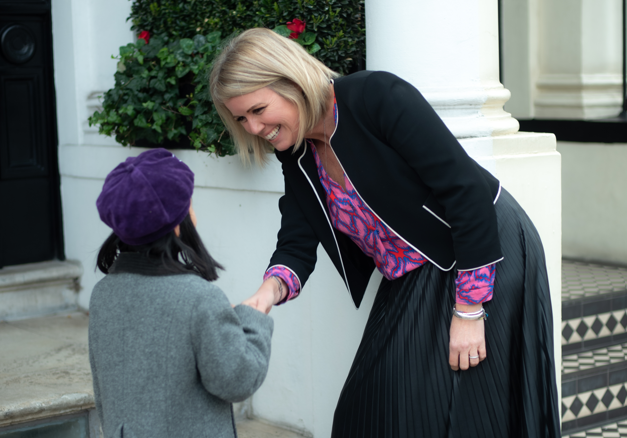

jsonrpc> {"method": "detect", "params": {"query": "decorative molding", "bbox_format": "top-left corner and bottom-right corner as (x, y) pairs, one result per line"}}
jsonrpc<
(535, 74), (624, 120)
(424, 82), (520, 139)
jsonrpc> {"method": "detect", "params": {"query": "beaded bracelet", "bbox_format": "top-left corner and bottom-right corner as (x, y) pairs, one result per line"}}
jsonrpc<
(452, 305), (488, 320)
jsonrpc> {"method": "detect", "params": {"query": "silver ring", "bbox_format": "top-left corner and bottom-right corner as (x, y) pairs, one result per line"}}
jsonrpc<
(469, 355), (479, 359)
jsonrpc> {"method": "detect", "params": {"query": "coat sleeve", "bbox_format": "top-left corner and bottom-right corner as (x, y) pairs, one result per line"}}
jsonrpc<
(267, 171), (320, 291)
(88, 332), (105, 426)
(361, 71), (502, 270)
(191, 286), (274, 403)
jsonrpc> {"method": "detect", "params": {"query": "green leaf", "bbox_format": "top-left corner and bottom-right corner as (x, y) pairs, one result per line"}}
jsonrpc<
(204, 127), (218, 143)
(273, 25), (292, 38)
(133, 114), (150, 128)
(119, 44), (134, 58)
(142, 101), (155, 110)
(153, 112), (167, 125)
(299, 32), (316, 45)
(166, 128), (178, 140)
(180, 38), (194, 54)
(157, 47), (169, 60)
(193, 34), (207, 51)
(205, 31), (221, 45)
(175, 64), (190, 78)
(151, 78), (166, 91)
(165, 54), (177, 68)
(137, 54), (144, 65)
(179, 106), (194, 116)
(117, 61), (127, 73)
(308, 42), (321, 54)
(120, 105), (136, 116)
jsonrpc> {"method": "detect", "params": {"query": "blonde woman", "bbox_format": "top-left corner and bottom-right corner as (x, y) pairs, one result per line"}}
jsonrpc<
(210, 28), (559, 438)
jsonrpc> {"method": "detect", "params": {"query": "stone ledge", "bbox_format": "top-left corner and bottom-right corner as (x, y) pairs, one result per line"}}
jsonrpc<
(0, 261), (83, 321)
(0, 312), (93, 428)
(0, 260), (82, 291)
(0, 394), (94, 428)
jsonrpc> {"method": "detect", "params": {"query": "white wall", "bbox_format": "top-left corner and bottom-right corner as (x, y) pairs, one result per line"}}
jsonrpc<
(559, 142), (627, 265)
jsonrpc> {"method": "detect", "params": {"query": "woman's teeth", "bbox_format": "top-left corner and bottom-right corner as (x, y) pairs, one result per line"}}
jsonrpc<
(265, 125), (280, 141)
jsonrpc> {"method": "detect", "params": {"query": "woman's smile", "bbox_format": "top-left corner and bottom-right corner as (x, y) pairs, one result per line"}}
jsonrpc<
(264, 125), (281, 142)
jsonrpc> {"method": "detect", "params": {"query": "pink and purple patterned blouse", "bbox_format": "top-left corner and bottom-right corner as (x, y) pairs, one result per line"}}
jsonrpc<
(265, 99), (495, 306)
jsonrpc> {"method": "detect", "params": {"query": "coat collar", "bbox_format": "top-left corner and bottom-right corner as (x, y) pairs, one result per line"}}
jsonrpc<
(110, 252), (200, 277)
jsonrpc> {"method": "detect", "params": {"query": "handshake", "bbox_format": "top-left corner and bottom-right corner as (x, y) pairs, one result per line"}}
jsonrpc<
(239, 276), (287, 314)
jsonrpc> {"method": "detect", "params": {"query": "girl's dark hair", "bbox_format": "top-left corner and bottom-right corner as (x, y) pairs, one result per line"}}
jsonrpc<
(97, 214), (223, 281)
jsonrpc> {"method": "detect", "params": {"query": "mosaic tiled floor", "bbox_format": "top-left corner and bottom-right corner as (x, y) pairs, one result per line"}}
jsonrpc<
(562, 309), (627, 349)
(563, 419), (627, 438)
(562, 382), (627, 424)
(563, 343), (627, 374)
(563, 260), (627, 301)
(562, 260), (627, 436)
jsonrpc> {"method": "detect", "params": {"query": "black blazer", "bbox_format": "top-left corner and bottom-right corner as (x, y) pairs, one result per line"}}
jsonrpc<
(269, 71), (502, 308)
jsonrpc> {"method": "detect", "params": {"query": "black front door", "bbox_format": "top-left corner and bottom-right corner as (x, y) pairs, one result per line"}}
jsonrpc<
(0, 0), (63, 268)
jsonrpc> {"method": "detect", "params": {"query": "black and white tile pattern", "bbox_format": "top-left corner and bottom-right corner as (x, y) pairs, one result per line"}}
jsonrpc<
(563, 419), (627, 438)
(563, 261), (627, 301)
(563, 343), (627, 374)
(561, 260), (627, 436)
(562, 382), (627, 424)
(562, 310), (627, 347)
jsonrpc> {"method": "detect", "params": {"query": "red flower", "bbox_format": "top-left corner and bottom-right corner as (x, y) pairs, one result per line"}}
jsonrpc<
(138, 30), (150, 44)
(286, 19), (306, 35)
(288, 32), (299, 40)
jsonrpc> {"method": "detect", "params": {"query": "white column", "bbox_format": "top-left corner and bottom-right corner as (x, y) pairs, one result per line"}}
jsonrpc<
(366, 0), (519, 139)
(536, 0), (623, 119)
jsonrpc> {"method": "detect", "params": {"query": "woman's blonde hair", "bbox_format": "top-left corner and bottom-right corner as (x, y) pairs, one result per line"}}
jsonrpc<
(210, 28), (339, 165)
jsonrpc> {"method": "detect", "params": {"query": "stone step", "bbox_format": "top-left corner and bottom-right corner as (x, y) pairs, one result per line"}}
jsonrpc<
(562, 419), (627, 438)
(561, 260), (627, 436)
(562, 260), (627, 354)
(0, 261), (82, 321)
(561, 343), (627, 434)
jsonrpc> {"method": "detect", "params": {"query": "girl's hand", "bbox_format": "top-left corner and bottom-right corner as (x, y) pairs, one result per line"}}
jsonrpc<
(448, 303), (487, 371)
(241, 277), (286, 314)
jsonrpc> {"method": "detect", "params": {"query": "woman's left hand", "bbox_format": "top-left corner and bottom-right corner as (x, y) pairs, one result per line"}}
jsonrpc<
(449, 303), (486, 371)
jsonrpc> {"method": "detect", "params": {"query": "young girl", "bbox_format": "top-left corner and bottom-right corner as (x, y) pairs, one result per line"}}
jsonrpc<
(88, 148), (274, 438)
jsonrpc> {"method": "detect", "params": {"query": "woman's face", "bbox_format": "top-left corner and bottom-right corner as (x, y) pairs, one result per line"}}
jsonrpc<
(224, 87), (300, 152)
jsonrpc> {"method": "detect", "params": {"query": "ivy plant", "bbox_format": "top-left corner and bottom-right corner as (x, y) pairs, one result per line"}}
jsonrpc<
(129, 0), (365, 75)
(88, 32), (235, 156)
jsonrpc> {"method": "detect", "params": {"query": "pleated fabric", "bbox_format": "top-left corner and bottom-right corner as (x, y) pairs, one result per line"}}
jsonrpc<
(331, 189), (560, 438)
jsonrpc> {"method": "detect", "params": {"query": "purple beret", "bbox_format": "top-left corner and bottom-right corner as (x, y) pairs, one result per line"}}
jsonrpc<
(96, 148), (195, 246)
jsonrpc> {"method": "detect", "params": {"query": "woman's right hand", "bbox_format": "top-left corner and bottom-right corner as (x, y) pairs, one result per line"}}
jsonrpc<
(241, 278), (285, 314)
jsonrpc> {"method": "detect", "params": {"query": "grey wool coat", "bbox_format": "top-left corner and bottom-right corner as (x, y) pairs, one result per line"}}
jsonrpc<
(88, 253), (274, 438)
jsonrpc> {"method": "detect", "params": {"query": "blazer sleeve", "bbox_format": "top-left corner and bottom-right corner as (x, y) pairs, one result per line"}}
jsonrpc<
(267, 171), (320, 291)
(191, 286), (274, 403)
(361, 71), (502, 270)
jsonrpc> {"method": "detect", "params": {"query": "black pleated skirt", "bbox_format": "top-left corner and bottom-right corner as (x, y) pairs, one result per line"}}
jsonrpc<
(331, 189), (560, 438)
